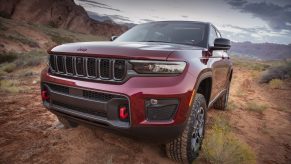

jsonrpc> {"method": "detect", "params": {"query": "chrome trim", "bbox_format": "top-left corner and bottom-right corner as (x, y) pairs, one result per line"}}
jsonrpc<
(73, 56), (77, 76)
(49, 55), (127, 82)
(112, 60), (116, 79)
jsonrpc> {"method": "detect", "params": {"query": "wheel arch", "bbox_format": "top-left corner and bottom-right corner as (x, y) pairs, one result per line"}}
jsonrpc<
(193, 69), (212, 106)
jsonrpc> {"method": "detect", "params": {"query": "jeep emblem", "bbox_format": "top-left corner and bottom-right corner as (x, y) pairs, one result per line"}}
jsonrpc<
(77, 47), (87, 52)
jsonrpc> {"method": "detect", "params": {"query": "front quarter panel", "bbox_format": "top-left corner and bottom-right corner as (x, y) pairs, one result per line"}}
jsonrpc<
(167, 50), (211, 88)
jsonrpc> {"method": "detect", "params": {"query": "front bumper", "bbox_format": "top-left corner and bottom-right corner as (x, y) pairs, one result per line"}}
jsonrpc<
(41, 67), (196, 140)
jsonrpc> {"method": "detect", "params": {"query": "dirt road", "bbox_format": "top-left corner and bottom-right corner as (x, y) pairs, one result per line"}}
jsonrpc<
(0, 66), (290, 164)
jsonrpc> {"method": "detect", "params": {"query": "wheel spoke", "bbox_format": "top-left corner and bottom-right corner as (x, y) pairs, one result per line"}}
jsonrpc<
(191, 106), (205, 152)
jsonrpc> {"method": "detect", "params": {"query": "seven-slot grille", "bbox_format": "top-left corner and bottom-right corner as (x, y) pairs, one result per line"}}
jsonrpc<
(49, 55), (127, 81)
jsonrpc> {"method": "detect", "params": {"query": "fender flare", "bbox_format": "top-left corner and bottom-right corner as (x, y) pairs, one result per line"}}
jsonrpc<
(193, 69), (213, 92)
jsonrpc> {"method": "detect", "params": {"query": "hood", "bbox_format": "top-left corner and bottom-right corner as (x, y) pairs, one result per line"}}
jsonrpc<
(49, 41), (204, 60)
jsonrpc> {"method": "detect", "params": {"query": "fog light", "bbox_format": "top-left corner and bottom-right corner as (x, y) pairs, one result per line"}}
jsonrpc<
(41, 90), (49, 101)
(119, 106), (129, 120)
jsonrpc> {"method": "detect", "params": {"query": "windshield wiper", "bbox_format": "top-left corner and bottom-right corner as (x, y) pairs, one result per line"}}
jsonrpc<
(140, 40), (194, 46)
(140, 40), (173, 44)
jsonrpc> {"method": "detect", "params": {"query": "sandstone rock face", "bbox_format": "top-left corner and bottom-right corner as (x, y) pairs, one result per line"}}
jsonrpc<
(0, 0), (127, 36)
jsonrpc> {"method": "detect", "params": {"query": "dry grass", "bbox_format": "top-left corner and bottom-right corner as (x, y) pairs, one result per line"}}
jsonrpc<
(1, 63), (17, 73)
(226, 100), (238, 111)
(0, 32), (39, 48)
(211, 115), (231, 132)
(203, 128), (256, 164)
(232, 57), (269, 71)
(0, 79), (21, 93)
(245, 101), (268, 113)
(0, 51), (46, 74)
(269, 79), (283, 89)
(236, 88), (246, 98)
(202, 115), (256, 164)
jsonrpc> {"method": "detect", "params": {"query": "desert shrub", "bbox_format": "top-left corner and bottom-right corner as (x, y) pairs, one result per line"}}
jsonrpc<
(0, 79), (20, 93)
(260, 63), (291, 83)
(269, 79), (283, 89)
(14, 51), (46, 67)
(203, 128), (256, 164)
(0, 52), (18, 64)
(203, 116), (256, 164)
(0, 32), (39, 48)
(50, 34), (74, 44)
(16, 56), (45, 67)
(1, 63), (17, 73)
(245, 101), (268, 113)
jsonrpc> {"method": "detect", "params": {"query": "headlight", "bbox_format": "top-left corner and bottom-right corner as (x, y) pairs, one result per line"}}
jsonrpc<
(129, 60), (186, 74)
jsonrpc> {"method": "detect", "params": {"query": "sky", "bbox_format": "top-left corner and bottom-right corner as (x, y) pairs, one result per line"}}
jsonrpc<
(74, 0), (291, 44)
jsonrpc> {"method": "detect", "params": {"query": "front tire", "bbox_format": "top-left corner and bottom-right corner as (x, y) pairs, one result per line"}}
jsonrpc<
(166, 93), (207, 163)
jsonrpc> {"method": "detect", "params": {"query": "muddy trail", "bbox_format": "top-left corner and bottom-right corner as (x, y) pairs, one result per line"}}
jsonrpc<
(0, 66), (290, 164)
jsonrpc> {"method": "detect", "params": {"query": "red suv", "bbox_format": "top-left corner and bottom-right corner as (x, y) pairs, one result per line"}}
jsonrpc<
(41, 21), (232, 163)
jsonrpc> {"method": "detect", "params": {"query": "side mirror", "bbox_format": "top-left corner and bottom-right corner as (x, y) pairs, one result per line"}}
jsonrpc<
(210, 38), (231, 51)
(110, 36), (118, 41)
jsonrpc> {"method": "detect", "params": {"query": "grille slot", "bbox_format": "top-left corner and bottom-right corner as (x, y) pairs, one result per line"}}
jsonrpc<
(83, 90), (115, 102)
(56, 56), (65, 73)
(49, 55), (56, 71)
(49, 55), (126, 82)
(75, 57), (84, 76)
(100, 59), (111, 79)
(87, 58), (97, 77)
(114, 60), (126, 80)
(65, 57), (74, 74)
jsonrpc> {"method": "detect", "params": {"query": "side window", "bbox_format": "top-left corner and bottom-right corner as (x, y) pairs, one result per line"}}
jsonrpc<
(208, 26), (218, 47)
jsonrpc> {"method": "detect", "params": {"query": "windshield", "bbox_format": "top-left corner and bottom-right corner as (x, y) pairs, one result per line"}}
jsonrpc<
(114, 21), (207, 47)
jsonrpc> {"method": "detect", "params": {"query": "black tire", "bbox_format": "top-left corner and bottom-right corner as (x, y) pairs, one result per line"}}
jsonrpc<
(57, 116), (78, 129)
(213, 82), (230, 110)
(166, 93), (207, 163)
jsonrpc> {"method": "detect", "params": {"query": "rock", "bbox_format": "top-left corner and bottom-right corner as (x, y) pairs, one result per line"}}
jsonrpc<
(0, 0), (127, 37)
